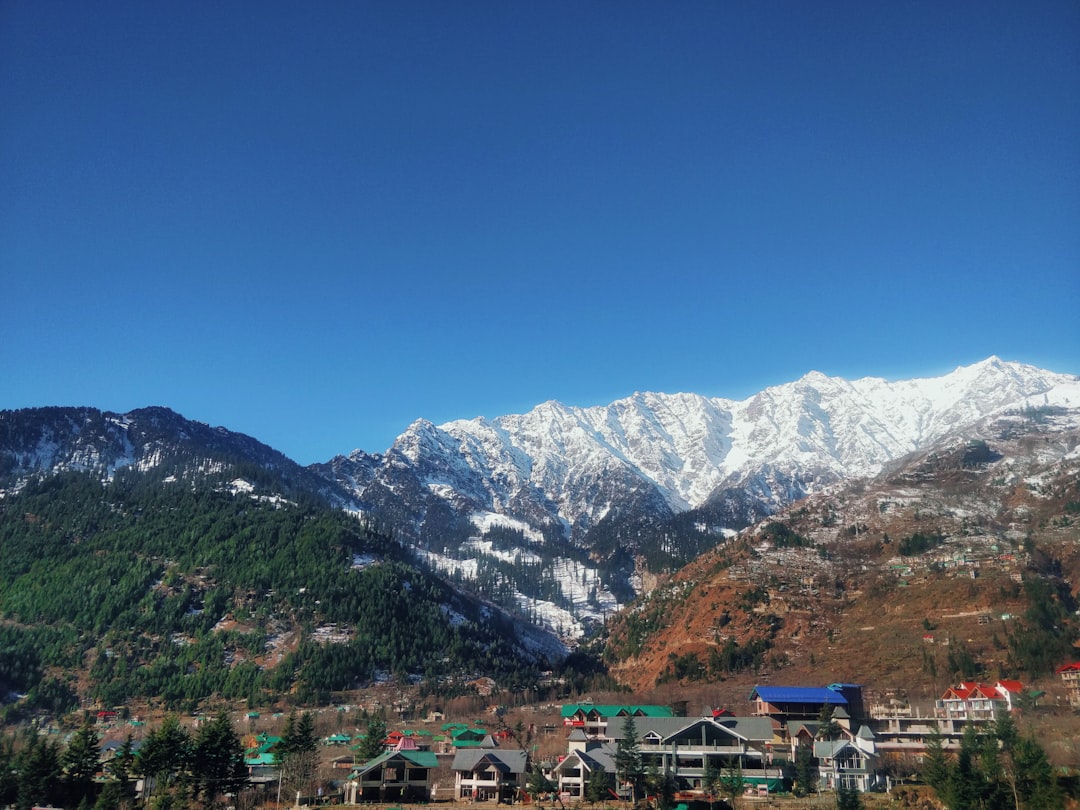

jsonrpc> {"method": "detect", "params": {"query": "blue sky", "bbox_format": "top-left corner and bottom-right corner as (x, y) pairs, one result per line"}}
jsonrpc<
(3, 1), (1078, 464)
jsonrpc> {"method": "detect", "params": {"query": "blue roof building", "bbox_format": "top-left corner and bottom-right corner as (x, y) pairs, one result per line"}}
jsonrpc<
(750, 684), (863, 721)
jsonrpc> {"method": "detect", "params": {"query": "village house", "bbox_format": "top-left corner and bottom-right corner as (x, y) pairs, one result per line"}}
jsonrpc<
(606, 710), (780, 797)
(785, 720), (822, 759)
(550, 728), (616, 800)
(329, 751), (355, 771)
(244, 733), (281, 786)
(814, 726), (883, 793)
(384, 728), (435, 751)
(750, 684), (863, 726)
(1056, 662), (1080, 709)
(934, 680), (1024, 722)
(560, 703), (673, 739)
(346, 735), (438, 803)
(450, 738), (528, 802)
(436, 724), (494, 754)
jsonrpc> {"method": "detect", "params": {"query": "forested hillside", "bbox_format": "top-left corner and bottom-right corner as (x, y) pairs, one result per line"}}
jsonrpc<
(0, 471), (558, 720)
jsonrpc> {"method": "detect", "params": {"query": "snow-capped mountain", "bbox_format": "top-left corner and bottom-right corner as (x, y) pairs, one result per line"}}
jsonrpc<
(0, 405), (348, 503)
(335, 357), (1076, 518)
(316, 357), (1079, 631)
(5, 358), (1076, 643)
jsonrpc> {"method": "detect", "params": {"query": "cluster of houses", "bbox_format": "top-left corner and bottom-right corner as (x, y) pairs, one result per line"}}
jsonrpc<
(294, 675), (1049, 803)
(84, 666), (1077, 804)
(341, 725), (520, 803)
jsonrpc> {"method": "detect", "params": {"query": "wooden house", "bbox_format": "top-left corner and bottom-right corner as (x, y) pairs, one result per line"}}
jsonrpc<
(450, 743), (528, 802)
(347, 736), (438, 804)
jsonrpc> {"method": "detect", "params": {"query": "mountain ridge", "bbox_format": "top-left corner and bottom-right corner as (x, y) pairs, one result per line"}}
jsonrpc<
(4, 358), (1077, 643)
(324, 356), (1076, 537)
(304, 357), (1078, 638)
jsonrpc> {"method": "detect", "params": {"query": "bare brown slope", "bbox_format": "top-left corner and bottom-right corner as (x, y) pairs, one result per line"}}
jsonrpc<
(604, 406), (1080, 705)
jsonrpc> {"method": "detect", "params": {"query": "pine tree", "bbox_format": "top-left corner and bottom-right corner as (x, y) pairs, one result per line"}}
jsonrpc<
(703, 760), (722, 810)
(92, 781), (121, 810)
(976, 731), (1009, 810)
(137, 715), (191, 799)
(107, 735), (136, 799)
(816, 704), (842, 741)
(191, 710), (248, 803)
(645, 762), (676, 810)
(585, 767), (612, 806)
(1013, 735), (1063, 810)
(993, 710), (1018, 751)
(835, 783), (862, 810)
(16, 734), (62, 810)
(793, 744), (817, 796)
(354, 716), (388, 764)
(946, 724), (982, 810)
(920, 727), (950, 796)
(0, 736), (18, 809)
(62, 723), (102, 806)
(295, 711), (317, 752)
(277, 710), (318, 799)
(614, 714), (643, 803)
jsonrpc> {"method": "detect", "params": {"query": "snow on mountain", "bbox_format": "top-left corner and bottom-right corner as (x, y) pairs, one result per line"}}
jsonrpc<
(392, 356), (1076, 520)
(8, 360), (1071, 643)
(317, 357), (1078, 632)
(0, 406), (349, 503)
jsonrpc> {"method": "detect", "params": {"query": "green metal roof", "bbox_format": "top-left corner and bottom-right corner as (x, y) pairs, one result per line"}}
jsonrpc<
(560, 704), (674, 718)
(451, 727), (488, 739)
(351, 749), (438, 777)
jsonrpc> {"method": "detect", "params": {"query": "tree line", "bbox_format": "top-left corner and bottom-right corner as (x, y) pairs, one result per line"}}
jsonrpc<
(0, 472), (550, 716)
(0, 711), (248, 810)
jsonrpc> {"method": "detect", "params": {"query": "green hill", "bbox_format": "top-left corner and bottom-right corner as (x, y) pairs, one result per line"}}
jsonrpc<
(0, 471), (555, 720)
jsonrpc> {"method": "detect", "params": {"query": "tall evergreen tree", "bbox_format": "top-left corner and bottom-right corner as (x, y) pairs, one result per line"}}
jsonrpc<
(16, 734), (62, 810)
(702, 760), (722, 810)
(0, 736), (18, 809)
(976, 731), (1009, 810)
(92, 781), (121, 810)
(946, 724), (983, 810)
(793, 744), (817, 796)
(525, 764), (555, 804)
(816, 704), (842, 741)
(106, 735), (137, 801)
(920, 727), (950, 796)
(645, 762), (676, 810)
(295, 711), (317, 752)
(191, 710), (248, 803)
(993, 710), (1019, 751)
(614, 714), (643, 803)
(1013, 735), (1063, 810)
(62, 723), (102, 807)
(277, 710), (318, 799)
(585, 767), (612, 806)
(137, 715), (191, 798)
(353, 716), (388, 764)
